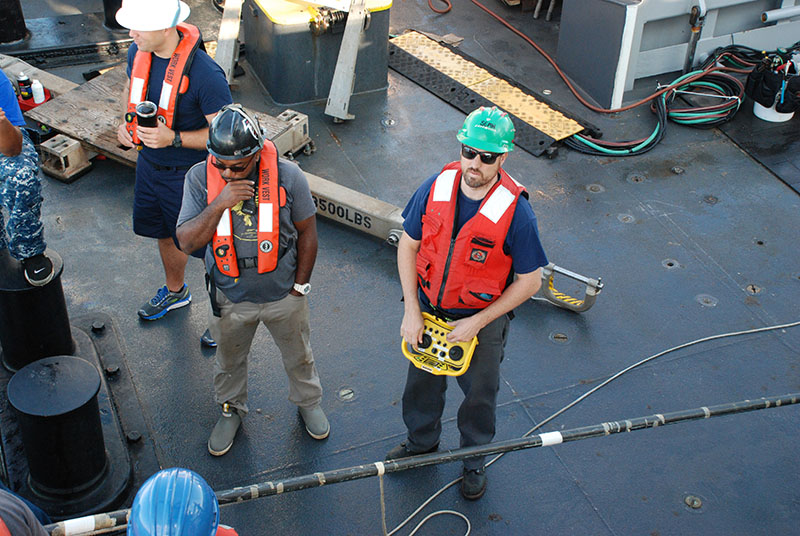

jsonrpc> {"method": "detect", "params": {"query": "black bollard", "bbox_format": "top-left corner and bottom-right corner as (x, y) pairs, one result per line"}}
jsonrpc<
(0, 0), (28, 44)
(7, 356), (108, 498)
(0, 249), (74, 372)
(102, 0), (125, 31)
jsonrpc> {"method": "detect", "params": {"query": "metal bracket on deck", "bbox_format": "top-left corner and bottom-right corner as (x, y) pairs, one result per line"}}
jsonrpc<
(324, 0), (368, 122)
(539, 262), (603, 313)
(272, 109), (314, 157)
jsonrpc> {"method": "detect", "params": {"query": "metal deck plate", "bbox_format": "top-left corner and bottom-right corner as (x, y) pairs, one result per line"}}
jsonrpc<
(719, 103), (800, 195)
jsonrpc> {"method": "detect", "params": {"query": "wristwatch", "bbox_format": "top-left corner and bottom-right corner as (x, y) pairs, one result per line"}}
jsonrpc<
(293, 282), (311, 295)
(172, 130), (182, 148)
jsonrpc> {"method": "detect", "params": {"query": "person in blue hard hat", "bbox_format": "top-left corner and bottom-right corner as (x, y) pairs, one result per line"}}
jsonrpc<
(128, 467), (237, 536)
(386, 106), (548, 500)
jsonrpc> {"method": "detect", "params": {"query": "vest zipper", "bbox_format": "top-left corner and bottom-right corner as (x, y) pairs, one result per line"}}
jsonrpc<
(436, 188), (461, 307)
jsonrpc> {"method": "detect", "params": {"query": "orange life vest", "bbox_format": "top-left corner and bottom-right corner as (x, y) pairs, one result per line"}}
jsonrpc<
(0, 517), (10, 536)
(417, 161), (525, 311)
(207, 140), (285, 278)
(126, 23), (202, 144)
(217, 524), (239, 535)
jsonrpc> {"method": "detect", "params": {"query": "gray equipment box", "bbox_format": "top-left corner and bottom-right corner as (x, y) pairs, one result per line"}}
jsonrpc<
(243, 0), (391, 105)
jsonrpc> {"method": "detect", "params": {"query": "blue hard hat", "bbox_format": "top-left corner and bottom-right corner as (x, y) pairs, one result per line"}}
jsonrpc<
(128, 468), (219, 536)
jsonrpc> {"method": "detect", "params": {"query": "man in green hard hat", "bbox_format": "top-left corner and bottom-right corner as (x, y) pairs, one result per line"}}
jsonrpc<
(386, 106), (548, 500)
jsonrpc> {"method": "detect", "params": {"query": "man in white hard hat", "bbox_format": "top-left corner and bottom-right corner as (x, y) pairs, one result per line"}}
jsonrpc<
(116, 0), (232, 343)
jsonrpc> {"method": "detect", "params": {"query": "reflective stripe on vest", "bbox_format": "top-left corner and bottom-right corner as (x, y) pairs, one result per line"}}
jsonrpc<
(418, 161), (525, 310)
(207, 140), (283, 278)
(126, 23), (201, 144)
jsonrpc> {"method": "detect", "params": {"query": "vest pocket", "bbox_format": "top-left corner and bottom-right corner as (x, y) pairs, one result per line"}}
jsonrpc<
(463, 236), (495, 266)
(458, 277), (503, 308)
(416, 251), (434, 290)
(421, 214), (443, 253)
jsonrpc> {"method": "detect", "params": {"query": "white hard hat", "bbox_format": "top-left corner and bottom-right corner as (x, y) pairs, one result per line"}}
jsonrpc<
(116, 0), (190, 31)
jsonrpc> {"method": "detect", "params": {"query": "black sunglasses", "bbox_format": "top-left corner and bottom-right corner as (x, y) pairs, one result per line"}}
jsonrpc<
(461, 145), (501, 165)
(211, 155), (254, 173)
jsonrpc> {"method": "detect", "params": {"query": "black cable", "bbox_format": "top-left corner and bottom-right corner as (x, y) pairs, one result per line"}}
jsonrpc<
(658, 71), (745, 129)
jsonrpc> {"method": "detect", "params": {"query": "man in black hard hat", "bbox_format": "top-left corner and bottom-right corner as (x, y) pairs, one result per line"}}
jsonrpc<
(176, 104), (328, 456)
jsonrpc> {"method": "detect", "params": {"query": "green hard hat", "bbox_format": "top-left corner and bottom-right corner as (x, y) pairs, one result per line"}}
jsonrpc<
(456, 106), (515, 153)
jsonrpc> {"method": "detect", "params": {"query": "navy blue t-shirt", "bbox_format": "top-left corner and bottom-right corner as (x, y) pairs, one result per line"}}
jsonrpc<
(0, 73), (25, 127)
(402, 172), (549, 315)
(126, 42), (232, 167)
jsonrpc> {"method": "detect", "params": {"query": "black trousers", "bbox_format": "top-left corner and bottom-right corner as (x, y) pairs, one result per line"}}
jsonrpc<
(401, 308), (510, 470)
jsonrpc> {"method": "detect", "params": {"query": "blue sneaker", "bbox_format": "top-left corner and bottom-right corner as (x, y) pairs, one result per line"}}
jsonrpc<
(138, 284), (191, 320)
(200, 328), (217, 348)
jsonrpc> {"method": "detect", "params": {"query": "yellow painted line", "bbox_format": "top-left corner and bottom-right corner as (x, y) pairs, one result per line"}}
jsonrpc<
(391, 31), (583, 141)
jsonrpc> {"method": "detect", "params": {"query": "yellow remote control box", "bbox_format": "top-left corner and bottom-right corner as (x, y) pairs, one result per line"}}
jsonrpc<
(401, 312), (478, 376)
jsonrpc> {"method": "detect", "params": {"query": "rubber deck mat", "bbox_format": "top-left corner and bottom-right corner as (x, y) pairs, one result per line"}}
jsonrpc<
(388, 31), (597, 156)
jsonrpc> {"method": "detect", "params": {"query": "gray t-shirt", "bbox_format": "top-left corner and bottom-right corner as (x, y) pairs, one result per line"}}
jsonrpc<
(0, 490), (48, 536)
(178, 157), (316, 304)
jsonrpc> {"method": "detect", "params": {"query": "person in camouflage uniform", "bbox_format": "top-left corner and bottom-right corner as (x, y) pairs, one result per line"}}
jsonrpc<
(0, 72), (52, 286)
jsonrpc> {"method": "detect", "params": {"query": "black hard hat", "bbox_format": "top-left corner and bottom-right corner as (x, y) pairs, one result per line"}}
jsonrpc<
(207, 104), (264, 160)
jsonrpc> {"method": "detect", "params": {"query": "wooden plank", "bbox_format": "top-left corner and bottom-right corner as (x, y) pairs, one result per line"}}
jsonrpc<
(26, 66), (132, 166)
(215, 0), (243, 84)
(25, 65), (290, 168)
(0, 53), (78, 97)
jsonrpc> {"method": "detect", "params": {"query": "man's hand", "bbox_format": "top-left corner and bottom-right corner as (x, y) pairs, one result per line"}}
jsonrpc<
(446, 314), (485, 343)
(401, 310), (425, 350)
(137, 121), (174, 149)
(0, 105), (22, 157)
(117, 122), (134, 147)
(215, 180), (255, 210)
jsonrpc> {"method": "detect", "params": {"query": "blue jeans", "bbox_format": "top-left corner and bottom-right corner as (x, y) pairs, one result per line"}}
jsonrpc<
(401, 306), (510, 470)
(0, 131), (45, 260)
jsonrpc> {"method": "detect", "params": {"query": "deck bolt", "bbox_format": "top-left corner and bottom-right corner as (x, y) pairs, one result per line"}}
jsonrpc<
(91, 321), (105, 333)
(549, 332), (569, 343)
(684, 495), (703, 509)
(586, 184), (604, 193)
(338, 387), (355, 401)
(696, 294), (718, 307)
(126, 431), (142, 443)
(627, 172), (646, 183)
(671, 166), (685, 175)
(746, 284), (762, 295)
